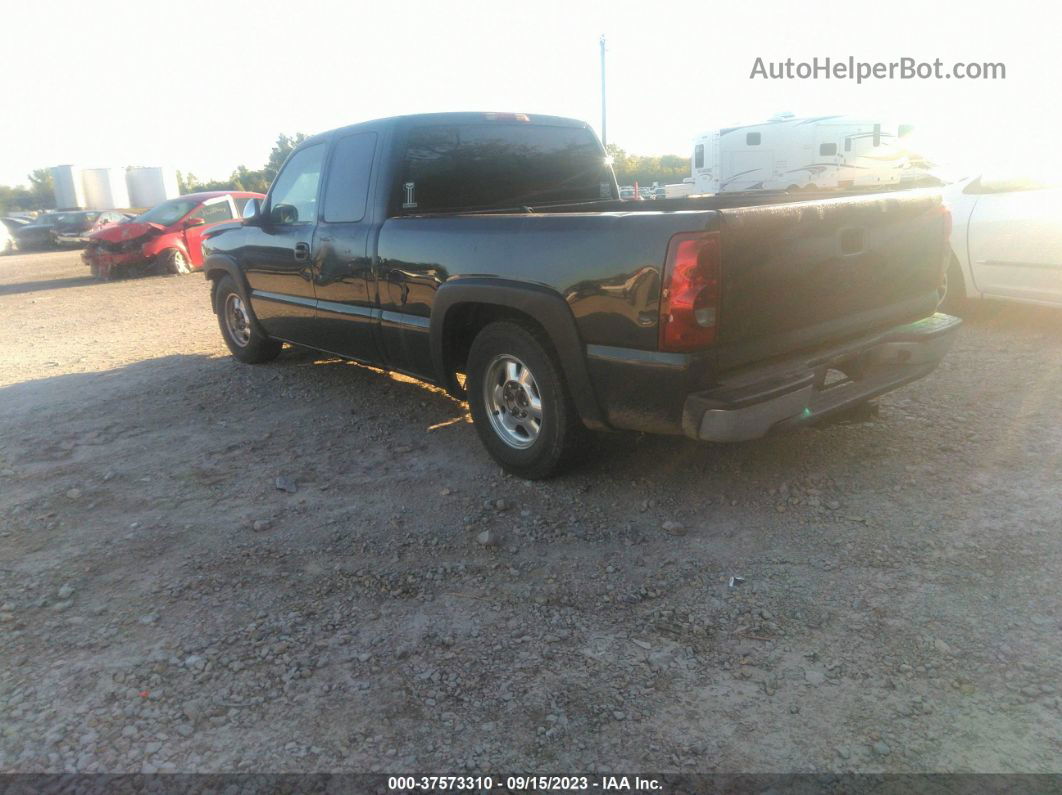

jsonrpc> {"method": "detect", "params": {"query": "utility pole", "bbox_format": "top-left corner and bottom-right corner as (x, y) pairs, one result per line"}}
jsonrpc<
(599, 35), (607, 148)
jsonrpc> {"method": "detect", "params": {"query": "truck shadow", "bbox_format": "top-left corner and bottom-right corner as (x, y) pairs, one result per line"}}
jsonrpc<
(957, 301), (1062, 334)
(7, 312), (1048, 488)
(0, 275), (100, 297)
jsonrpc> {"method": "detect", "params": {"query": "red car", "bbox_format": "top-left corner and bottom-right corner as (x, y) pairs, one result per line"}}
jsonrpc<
(83, 191), (264, 279)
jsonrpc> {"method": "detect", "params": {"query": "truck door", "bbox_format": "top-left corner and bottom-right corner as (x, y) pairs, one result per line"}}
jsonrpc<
(967, 181), (1062, 305)
(307, 130), (383, 362)
(183, 196), (235, 267)
(242, 142), (327, 343)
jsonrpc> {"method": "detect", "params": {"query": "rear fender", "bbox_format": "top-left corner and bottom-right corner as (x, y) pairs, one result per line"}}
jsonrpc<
(431, 278), (608, 430)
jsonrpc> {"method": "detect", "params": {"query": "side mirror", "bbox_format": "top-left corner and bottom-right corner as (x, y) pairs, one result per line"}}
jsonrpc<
(269, 203), (298, 225)
(242, 198), (262, 222)
(184, 216), (206, 228)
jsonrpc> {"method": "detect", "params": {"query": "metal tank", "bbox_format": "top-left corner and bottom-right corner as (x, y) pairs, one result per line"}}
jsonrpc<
(51, 165), (86, 209)
(82, 168), (131, 210)
(126, 167), (179, 208)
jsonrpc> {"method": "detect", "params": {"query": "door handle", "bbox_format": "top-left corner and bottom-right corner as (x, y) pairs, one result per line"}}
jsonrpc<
(293, 242), (310, 261)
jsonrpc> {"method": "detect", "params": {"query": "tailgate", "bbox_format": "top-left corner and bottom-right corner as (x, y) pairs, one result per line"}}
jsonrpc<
(715, 190), (947, 368)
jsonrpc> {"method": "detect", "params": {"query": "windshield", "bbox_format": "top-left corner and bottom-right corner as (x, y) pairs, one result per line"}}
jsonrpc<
(135, 198), (200, 226)
(55, 212), (99, 230)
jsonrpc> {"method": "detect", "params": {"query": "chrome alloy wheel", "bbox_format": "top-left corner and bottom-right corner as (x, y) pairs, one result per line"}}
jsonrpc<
(224, 293), (252, 347)
(168, 248), (190, 274)
(483, 354), (542, 449)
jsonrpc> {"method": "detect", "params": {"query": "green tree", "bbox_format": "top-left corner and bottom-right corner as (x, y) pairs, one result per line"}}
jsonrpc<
(0, 184), (36, 213)
(176, 170), (198, 194)
(229, 164), (270, 194)
(606, 143), (690, 187)
(28, 169), (56, 209)
(176, 132), (306, 196)
(264, 133), (308, 184)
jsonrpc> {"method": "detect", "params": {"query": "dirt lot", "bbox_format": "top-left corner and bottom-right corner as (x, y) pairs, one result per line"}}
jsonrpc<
(1, 249), (1060, 775)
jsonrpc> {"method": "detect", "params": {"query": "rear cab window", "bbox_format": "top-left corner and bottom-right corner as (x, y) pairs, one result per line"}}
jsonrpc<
(394, 120), (615, 214)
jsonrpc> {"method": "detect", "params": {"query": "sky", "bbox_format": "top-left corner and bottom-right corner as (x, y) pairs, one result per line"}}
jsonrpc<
(2, 0), (1058, 187)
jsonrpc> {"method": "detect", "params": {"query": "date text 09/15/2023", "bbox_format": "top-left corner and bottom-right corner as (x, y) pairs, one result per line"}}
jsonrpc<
(387, 775), (663, 791)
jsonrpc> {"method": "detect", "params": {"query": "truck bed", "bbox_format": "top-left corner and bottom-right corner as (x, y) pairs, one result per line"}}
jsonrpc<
(440, 188), (947, 368)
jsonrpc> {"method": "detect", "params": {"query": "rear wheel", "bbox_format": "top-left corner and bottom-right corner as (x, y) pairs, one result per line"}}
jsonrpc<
(466, 321), (586, 479)
(215, 276), (282, 363)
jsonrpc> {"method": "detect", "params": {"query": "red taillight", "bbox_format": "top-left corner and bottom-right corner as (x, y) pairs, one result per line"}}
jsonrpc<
(937, 203), (953, 285)
(939, 203), (952, 241)
(659, 231), (721, 352)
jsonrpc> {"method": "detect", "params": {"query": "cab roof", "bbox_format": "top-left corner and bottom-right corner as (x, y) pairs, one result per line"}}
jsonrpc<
(302, 112), (591, 147)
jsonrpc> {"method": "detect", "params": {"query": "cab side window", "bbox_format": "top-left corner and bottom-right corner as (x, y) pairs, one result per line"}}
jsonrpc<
(323, 132), (378, 223)
(269, 143), (327, 224)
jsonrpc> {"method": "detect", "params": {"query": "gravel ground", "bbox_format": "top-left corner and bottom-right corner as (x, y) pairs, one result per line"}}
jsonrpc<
(1, 249), (1060, 775)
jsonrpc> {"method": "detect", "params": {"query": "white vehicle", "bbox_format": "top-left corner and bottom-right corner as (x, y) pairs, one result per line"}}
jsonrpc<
(692, 113), (916, 194)
(0, 221), (16, 255)
(942, 174), (1062, 310)
(663, 180), (694, 199)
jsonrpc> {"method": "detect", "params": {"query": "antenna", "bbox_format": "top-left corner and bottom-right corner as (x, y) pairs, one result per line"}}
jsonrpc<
(599, 35), (607, 147)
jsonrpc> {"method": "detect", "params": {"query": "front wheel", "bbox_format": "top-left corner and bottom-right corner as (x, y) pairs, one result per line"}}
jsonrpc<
(160, 248), (191, 275)
(466, 321), (586, 479)
(215, 276), (282, 363)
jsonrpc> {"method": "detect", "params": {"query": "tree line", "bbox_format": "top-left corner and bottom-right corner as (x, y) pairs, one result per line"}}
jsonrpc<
(0, 169), (57, 213)
(177, 133), (308, 195)
(606, 144), (691, 186)
(0, 136), (691, 213)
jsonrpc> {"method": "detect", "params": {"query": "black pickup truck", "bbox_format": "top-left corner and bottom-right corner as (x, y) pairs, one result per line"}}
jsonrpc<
(202, 112), (960, 478)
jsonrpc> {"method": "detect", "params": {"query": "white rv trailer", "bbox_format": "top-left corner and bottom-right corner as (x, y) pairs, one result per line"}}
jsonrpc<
(663, 179), (695, 199)
(691, 113), (915, 194)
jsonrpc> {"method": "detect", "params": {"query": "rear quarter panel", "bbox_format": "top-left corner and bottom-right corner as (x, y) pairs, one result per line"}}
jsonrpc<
(377, 210), (718, 350)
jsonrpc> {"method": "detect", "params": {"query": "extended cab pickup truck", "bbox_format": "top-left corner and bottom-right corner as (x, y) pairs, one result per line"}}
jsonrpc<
(202, 112), (960, 479)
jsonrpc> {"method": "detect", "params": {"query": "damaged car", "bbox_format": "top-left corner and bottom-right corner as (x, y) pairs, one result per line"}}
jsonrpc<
(54, 210), (134, 247)
(13, 212), (63, 250)
(83, 191), (264, 278)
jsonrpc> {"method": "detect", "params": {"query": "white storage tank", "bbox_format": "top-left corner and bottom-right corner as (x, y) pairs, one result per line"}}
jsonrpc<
(51, 165), (86, 209)
(82, 168), (131, 211)
(126, 166), (179, 208)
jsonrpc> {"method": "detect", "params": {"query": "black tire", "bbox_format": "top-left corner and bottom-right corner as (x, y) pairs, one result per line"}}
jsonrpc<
(160, 248), (191, 275)
(938, 254), (969, 316)
(215, 275), (282, 363)
(466, 320), (586, 480)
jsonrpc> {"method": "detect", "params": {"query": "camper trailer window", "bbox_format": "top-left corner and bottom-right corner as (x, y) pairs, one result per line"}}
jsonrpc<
(819, 143), (837, 156)
(746, 133), (761, 146)
(695, 144), (704, 168)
